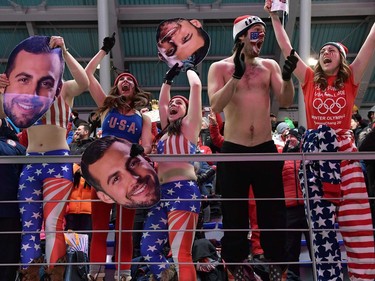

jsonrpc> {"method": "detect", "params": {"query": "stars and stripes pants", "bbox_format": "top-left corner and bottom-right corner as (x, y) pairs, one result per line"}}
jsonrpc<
(18, 150), (73, 268)
(140, 180), (201, 281)
(300, 129), (375, 281)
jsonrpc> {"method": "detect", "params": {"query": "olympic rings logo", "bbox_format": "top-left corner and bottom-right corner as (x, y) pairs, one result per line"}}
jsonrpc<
(312, 97), (346, 114)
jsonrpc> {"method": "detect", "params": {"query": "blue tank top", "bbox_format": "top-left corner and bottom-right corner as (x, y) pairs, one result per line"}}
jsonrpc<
(102, 109), (143, 143)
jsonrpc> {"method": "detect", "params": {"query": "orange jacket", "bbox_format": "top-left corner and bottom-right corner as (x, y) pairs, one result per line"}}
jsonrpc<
(66, 163), (92, 214)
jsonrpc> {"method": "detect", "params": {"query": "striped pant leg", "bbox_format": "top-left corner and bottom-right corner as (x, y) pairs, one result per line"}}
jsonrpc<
(337, 160), (375, 281)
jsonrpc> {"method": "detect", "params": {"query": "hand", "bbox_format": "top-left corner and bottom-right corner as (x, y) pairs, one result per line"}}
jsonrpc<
(282, 49), (298, 81)
(0, 73), (9, 94)
(164, 63), (181, 85)
(264, 0), (272, 13)
(208, 110), (217, 125)
(101, 32), (116, 54)
(232, 43), (245, 79)
(49, 36), (68, 53)
(182, 60), (200, 77)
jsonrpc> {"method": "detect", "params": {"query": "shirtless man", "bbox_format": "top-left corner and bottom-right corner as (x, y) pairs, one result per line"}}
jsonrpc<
(208, 15), (297, 280)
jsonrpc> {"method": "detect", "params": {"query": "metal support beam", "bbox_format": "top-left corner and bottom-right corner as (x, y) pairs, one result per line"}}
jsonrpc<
(97, 0), (111, 95)
(108, 0), (124, 77)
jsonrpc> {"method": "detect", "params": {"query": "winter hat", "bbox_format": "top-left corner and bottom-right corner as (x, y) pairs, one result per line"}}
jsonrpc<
(233, 15), (266, 42)
(320, 42), (348, 59)
(114, 72), (139, 88)
(288, 128), (301, 142)
(276, 122), (290, 135)
(284, 117), (295, 129)
(170, 95), (189, 109)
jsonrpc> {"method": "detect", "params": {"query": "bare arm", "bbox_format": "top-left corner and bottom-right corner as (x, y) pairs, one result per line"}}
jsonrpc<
(141, 114), (153, 154)
(207, 59), (239, 113)
(50, 36), (89, 107)
(183, 69), (202, 141)
(351, 23), (375, 84)
(269, 59), (295, 107)
(85, 50), (107, 107)
(265, 0), (308, 83)
(158, 82), (171, 130)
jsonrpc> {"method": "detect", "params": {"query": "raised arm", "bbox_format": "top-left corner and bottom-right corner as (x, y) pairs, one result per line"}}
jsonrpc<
(208, 43), (244, 113)
(351, 23), (375, 84)
(264, 0), (308, 83)
(85, 33), (116, 107)
(49, 36), (89, 107)
(159, 63), (181, 129)
(184, 68), (202, 141)
(85, 50), (107, 107)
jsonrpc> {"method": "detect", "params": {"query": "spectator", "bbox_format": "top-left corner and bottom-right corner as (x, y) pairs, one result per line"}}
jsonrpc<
(140, 62), (202, 281)
(266, 1), (375, 279)
(70, 109), (87, 129)
(280, 128), (312, 281)
(207, 13), (296, 280)
(0, 35), (89, 280)
(69, 123), (95, 155)
(84, 33), (152, 281)
(0, 118), (26, 281)
(65, 122), (95, 246)
(358, 123), (375, 239)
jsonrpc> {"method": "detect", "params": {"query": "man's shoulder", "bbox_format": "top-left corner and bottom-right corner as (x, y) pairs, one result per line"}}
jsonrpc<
(209, 57), (233, 72)
(257, 57), (277, 67)
(212, 56), (233, 65)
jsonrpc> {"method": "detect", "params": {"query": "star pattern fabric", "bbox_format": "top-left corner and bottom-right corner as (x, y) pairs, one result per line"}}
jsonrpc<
(18, 150), (73, 268)
(140, 180), (200, 280)
(299, 125), (375, 280)
(299, 126), (344, 280)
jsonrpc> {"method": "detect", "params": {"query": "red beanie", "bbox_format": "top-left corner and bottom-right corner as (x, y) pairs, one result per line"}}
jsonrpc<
(170, 95), (189, 110)
(114, 72), (138, 88)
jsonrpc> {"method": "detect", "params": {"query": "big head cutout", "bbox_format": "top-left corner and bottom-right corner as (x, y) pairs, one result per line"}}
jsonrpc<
(3, 36), (64, 128)
(81, 136), (161, 209)
(156, 18), (210, 68)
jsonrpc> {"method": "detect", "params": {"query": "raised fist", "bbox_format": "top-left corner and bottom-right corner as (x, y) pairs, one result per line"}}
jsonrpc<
(101, 32), (116, 54)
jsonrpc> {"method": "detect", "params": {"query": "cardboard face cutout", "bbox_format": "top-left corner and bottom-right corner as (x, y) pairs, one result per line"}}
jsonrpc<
(156, 18), (210, 68)
(3, 36), (62, 128)
(81, 136), (161, 209)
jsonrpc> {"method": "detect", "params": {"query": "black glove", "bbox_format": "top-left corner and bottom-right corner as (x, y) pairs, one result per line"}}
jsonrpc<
(232, 43), (245, 79)
(164, 63), (181, 85)
(182, 59), (199, 76)
(101, 32), (116, 54)
(282, 49), (298, 81)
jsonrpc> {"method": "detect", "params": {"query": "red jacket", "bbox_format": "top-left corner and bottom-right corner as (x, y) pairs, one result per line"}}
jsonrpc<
(277, 145), (304, 207)
(208, 123), (224, 149)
